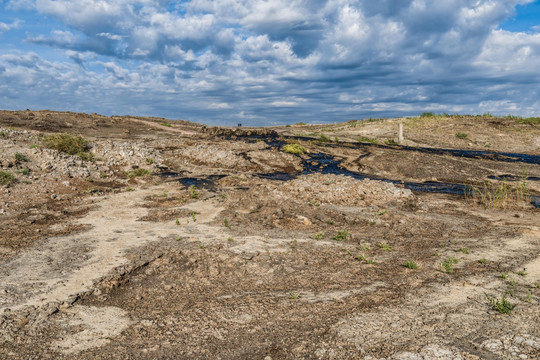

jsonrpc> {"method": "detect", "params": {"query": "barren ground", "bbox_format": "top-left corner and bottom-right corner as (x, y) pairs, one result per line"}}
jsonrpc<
(1, 110), (539, 359)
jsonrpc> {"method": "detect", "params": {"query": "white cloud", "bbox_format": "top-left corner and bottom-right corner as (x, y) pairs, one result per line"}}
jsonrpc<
(0, 19), (21, 33)
(2, 0), (540, 124)
(209, 102), (231, 109)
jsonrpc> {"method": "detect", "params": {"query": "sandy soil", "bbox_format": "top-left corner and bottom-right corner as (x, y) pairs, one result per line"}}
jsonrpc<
(1, 110), (539, 359)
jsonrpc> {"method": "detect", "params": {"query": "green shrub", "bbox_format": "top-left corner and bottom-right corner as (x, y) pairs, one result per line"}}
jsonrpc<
(455, 132), (468, 139)
(318, 134), (331, 142)
(14, 153), (28, 162)
(331, 230), (350, 241)
(42, 133), (89, 156)
(515, 117), (540, 125)
(358, 137), (378, 144)
(282, 144), (306, 155)
(403, 261), (418, 269)
(160, 122), (172, 127)
(0, 171), (15, 186)
(486, 294), (515, 314)
(127, 168), (151, 178)
(420, 112), (436, 118)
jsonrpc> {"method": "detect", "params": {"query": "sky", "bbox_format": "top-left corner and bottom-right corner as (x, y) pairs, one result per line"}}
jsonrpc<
(1, 0), (540, 126)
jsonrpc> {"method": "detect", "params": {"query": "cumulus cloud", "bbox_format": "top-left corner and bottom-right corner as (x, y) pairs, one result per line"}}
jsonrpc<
(1, 0), (540, 124)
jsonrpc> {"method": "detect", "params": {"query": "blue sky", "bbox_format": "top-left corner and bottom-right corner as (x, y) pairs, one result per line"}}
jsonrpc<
(1, 0), (540, 126)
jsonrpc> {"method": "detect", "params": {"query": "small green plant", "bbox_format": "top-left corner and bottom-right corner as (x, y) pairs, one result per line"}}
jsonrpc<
(100, 171), (108, 178)
(420, 112), (436, 118)
(379, 243), (392, 252)
(500, 272), (508, 280)
(125, 187), (134, 191)
(385, 139), (398, 145)
(145, 158), (154, 164)
(355, 254), (366, 261)
(0, 171), (14, 186)
(485, 293), (515, 314)
(176, 237), (182, 241)
(199, 244), (207, 249)
(86, 176), (93, 182)
(326, 219), (335, 225)
(441, 257), (459, 273)
(127, 168), (150, 178)
(16, 168), (30, 176)
(314, 232), (325, 240)
(366, 259), (377, 265)
(189, 185), (199, 199)
(456, 247), (470, 254)
(227, 237), (234, 242)
(175, 218), (180, 225)
(160, 122), (172, 127)
(295, 122), (306, 126)
(289, 291), (300, 299)
(308, 199), (320, 207)
(403, 261), (418, 269)
(520, 290), (532, 303)
(358, 137), (378, 144)
(478, 258), (487, 264)
(282, 143), (306, 155)
(516, 270), (527, 277)
(191, 211), (197, 222)
(224, 218), (231, 229)
(29, 144), (38, 149)
(455, 132), (468, 139)
(14, 153), (28, 162)
(331, 230), (350, 241)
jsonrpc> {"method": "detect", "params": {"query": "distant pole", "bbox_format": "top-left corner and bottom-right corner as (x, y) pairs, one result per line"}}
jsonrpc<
(398, 122), (404, 145)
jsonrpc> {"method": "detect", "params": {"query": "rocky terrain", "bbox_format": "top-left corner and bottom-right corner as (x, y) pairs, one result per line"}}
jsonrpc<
(0, 110), (539, 359)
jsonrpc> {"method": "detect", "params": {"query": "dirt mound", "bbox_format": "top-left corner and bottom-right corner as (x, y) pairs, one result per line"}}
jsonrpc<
(270, 174), (413, 206)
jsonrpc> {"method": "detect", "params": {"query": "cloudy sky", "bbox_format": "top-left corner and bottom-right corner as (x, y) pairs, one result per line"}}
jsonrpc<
(1, 0), (540, 125)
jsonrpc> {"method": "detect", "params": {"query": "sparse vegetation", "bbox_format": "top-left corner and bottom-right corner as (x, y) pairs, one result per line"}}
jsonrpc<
(289, 291), (300, 299)
(420, 112), (436, 118)
(318, 134), (331, 142)
(16, 168), (30, 175)
(314, 232), (325, 240)
(282, 143), (306, 155)
(42, 133), (91, 160)
(379, 243), (392, 252)
(455, 132), (468, 139)
(478, 258), (487, 264)
(160, 122), (172, 127)
(403, 261), (418, 269)
(485, 293), (515, 314)
(0, 171), (15, 186)
(127, 168), (151, 178)
(441, 257), (459, 273)
(456, 247), (470, 254)
(14, 153), (28, 162)
(466, 180), (528, 209)
(331, 230), (350, 241)
(224, 218), (231, 229)
(145, 158), (154, 164)
(516, 270), (527, 277)
(189, 185), (199, 199)
(358, 137), (378, 144)
(385, 139), (398, 145)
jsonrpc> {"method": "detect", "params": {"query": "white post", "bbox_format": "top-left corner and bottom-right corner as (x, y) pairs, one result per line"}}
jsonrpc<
(398, 122), (404, 145)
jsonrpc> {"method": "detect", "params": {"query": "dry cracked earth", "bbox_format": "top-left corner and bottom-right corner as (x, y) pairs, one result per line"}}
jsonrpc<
(0, 110), (540, 359)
